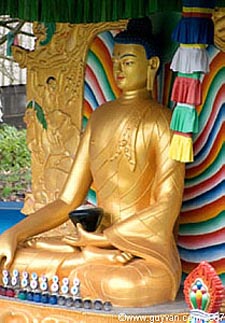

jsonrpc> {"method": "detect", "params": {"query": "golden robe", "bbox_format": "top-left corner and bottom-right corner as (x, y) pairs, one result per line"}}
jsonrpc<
(10, 96), (185, 307)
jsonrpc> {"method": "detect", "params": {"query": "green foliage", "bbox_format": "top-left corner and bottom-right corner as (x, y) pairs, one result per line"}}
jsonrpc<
(0, 124), (31, 200)
(0, 123), (31, 171)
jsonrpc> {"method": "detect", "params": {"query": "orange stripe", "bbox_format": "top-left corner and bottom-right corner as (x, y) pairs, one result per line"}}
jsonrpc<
(83, 100), (93, 119)
(197, 51), (225, 114)
(180, 196), (225, 223)
(186, 123), (224, 178)
(182, 259), (225, 275)
(91, 37), (121, 98)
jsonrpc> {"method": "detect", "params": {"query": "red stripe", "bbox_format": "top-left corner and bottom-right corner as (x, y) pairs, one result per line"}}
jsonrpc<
(194, 84), (225, 154)
(180, 196), (225, 223)
(183, 164), (225, 200)
(186, 123), (224, 178)
(92, 36), (121, 98)
(85, 65), (106, 103)
(178, 227), (225, 249)
(174, 131), (192, 138)
(83, 100), (93, 118)
(181, 258), (225, 275)
(182, 12), (212, 18)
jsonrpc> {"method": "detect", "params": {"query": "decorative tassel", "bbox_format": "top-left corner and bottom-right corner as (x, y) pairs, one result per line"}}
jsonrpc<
(170, 103), (199, 133)
(172, 17), (214, 44)
(170, 45), (209, 73)
(171, 75), (202, 105)
(169, 133), (193, 163)
(182, 0), (216, 9)
(169, 0), (216, 163)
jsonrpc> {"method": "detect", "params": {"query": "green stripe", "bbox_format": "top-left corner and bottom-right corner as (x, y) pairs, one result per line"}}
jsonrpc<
(198, 67), (225, 128)
(87, 50), (115, 101)
(185, 144), (224, 186)
(179, 210), (225, 235)
(219, 273), (225, 285)
(177, 72), (202, 79)
(170, 104), (199, 133)
(82, 116), (88, 129)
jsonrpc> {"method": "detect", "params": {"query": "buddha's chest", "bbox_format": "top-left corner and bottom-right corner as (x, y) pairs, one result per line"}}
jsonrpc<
(89, 108), (156, 188)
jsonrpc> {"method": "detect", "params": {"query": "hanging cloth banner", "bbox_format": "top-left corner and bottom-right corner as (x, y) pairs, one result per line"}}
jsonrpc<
(170, 103), (199, 134)
(171, 72), (202, 106)
(169, 132), (193, 162)
(169, 0), (216, 163)
(170, 45), (209, 73)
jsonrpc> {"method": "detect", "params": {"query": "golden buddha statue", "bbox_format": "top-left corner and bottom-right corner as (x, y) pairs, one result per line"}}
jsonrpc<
(0, 17), (185, 307)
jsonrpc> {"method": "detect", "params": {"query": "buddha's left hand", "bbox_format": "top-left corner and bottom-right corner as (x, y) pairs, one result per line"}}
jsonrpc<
(63, 223), (112, 248)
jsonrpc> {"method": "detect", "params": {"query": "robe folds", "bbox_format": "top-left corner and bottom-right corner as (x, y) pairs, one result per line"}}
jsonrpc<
(9, 97), (185, 307)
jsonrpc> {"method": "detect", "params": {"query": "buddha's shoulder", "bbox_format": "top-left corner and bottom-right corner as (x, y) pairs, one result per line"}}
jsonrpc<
(90, 99), (172, 124)
(90, 100), (115, 117)
(146, 100), (172, 124)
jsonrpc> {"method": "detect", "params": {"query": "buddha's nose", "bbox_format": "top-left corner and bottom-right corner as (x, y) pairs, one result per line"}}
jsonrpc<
(118, 61), (124, 72)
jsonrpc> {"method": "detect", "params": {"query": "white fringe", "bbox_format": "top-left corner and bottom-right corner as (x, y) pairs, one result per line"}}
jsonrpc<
(170, 47), (210, 73)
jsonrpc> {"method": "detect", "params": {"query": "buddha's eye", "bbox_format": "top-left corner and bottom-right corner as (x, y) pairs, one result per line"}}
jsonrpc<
(123, 60), (134, 66)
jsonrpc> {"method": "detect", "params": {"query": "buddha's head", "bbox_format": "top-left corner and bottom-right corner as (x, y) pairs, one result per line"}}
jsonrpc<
(113, 17), (160, 94)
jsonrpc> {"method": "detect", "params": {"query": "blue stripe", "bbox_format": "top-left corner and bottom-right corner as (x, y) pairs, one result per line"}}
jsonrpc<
(179, 243), (225, 262)
(84, 82), (99, 110)
(179, 210), (225, 235)
(182, 0), (216, 9)
(182, 180), (225, 210)
(194, 104), (225, 164)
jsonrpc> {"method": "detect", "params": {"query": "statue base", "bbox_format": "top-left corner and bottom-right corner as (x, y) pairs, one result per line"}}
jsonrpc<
(0, 292), (189, 323)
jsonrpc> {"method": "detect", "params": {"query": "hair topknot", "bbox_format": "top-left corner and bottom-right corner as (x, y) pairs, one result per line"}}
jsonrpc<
(126, 16), (153, 42)
(114, 16), (158, 59)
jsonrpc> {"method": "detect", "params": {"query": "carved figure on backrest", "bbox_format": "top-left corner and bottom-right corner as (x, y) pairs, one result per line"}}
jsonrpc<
(13, 20), (125, 214)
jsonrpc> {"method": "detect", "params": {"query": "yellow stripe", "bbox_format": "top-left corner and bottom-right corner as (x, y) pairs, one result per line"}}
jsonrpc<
(180, 43), (206, 49)
(182, 6), (213, 13)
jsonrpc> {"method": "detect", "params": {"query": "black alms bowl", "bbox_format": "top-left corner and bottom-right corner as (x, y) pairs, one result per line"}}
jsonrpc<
(69, 207), (103, 232)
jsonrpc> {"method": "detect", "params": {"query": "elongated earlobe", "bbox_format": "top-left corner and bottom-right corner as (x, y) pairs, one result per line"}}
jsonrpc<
(147, 56), (160, 92)
(147, 65), (152, 91)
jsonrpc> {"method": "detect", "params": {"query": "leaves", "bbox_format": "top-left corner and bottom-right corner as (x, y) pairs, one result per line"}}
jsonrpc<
(0, 123), (31, 170)
(34, 102), (48, 129)
(26, 101), (48, 129)
(0, 124), (31, 200)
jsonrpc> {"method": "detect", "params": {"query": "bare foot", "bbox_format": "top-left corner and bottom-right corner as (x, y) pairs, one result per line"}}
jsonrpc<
(23, 237), (77, 253)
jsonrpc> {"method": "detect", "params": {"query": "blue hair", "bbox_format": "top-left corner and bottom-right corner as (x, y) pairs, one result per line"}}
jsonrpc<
(114, 16), (158, 59)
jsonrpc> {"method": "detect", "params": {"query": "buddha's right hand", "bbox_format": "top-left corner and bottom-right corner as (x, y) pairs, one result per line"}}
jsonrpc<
(0, 229), (18, 269)
(114, 251), (134, 264)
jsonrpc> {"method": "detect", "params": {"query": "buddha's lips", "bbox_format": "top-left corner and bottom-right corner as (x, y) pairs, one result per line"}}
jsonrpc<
(117, 76), (125, 81)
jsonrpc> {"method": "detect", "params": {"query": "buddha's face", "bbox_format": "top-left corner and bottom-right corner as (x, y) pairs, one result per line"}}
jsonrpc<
(112, 43), (149, 92)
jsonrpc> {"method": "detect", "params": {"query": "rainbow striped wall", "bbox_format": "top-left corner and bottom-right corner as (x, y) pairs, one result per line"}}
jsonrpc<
(83, 31), (225, 282)
(83, 30), (121, 204)
(178, 45), (225, 283)
(83, 30), (121, 127)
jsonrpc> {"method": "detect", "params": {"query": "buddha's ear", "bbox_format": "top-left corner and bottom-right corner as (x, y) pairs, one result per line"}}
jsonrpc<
(147, 56), (160, 92)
